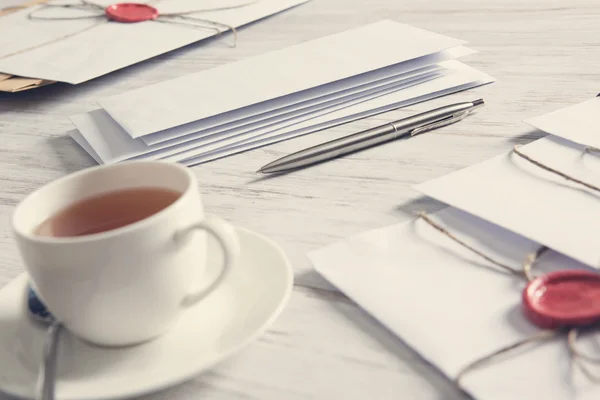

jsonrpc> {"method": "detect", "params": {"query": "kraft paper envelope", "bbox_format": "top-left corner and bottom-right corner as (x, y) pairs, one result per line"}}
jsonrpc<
(0, 0), (310, 86)
(69, 129), (102, 164)
(0, 0), (52, 92)
(70, 64), (444, 163)
(524, 95), (600, 150)
(416, 135), (600, 268)
(179, 61), (494, 165)
(97, 19), (467, 138)
(308, 206), (600, 400)
(0, 72), (53, 92)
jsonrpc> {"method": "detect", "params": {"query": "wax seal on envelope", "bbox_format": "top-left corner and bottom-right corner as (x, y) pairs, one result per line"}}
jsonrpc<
(523, 269), (600, 329)
(105, 3), (159, 23)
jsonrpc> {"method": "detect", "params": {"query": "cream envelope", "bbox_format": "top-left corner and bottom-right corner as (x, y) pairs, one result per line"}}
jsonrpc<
(416, 135), (600, 268)
(308, 207), (600, 400)
(524, 95), (600, 150)
(0, 0), (310, 84)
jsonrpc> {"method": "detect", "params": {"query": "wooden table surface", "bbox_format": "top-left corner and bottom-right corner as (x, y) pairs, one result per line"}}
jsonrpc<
(1, 0), (599, 398)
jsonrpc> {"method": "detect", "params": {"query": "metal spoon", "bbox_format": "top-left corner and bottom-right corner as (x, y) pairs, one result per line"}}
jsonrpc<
(27, 285), (62, 400)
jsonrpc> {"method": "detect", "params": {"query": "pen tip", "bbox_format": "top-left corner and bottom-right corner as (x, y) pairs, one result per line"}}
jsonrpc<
(472, 99), (484, 107)
(256, 168), (264, 173)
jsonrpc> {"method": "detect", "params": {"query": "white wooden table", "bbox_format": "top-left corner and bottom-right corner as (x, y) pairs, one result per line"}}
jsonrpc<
(1, 0), (599, 398)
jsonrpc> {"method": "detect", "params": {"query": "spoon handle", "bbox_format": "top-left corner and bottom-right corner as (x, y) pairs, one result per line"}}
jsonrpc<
(36, 322), (62, 400)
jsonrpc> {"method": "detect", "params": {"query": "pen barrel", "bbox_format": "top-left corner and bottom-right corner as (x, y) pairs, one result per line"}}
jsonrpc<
(311, 102), (476, 160)
(307, 124), (401, 160)
(260, 101), (480, 173)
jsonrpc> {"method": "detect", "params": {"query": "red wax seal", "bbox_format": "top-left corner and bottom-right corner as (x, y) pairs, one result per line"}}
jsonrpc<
(522, 269), (600, 329)
(105, 3), (159, 23)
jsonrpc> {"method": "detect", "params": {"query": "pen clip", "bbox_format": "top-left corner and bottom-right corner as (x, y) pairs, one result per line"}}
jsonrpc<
(409, 110), (471, 137)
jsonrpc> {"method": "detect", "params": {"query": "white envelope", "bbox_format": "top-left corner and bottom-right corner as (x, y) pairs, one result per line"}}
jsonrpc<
(70, 63), (445, 163)
(416, 135), (600, 268)
(97, 19), (467, 138)
(139, 46), (475, 146)
(524, 95), (600, 149)
(308, 207), (600, 400)
(0, 0), (310, 83)
(157, 69), (443, 162)
(143, 66), (444, 148)
(69, 129), (102, 164)
(179, 61), (494, 165)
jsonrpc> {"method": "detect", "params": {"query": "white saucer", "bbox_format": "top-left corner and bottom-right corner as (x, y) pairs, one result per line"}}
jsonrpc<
(0, 227), (293, 400)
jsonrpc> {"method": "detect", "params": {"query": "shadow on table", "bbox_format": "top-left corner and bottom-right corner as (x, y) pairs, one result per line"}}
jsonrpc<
(506, 128), (547, 146)
(324, 294), (474, 400)
(45, 134), (97, 174)
(393, 196), (448, 218)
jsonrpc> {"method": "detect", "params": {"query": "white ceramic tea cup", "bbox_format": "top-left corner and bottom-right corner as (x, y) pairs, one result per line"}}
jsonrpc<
(12, 161), (240, 347)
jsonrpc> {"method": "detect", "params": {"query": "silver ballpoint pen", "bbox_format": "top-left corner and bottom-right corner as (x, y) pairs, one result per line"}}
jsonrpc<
(258, 99), (484, 174)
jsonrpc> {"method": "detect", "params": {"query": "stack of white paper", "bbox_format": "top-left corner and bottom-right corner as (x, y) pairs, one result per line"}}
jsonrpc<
(68, 19), (495, 166)
(308, 95), (600, 399)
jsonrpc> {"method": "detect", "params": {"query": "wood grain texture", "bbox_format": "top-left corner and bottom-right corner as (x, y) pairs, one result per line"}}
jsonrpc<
(0, 0), (599, 398)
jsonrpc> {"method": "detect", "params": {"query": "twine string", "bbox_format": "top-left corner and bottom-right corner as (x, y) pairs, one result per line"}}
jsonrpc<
(513, 145), (600, 193)
(159, 0), (258, 16)
(0, 0), (47, 16)
(454, 329), (560, 385)
(156, 15), (238, 47)
(27, 0), (105, 19)
(417, 212), (525, 279)
(417, 212), (599, 387)
(0, 20), (106, 60)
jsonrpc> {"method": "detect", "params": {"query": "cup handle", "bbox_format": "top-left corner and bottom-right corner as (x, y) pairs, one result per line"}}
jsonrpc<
(175, 215), (241, 307)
